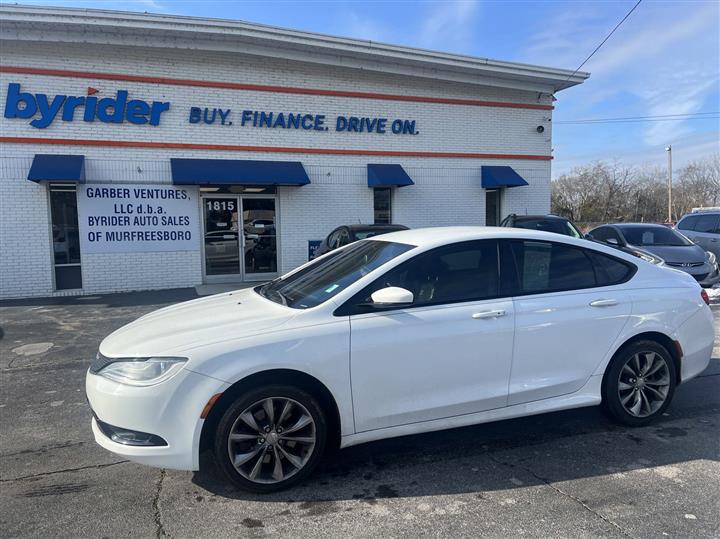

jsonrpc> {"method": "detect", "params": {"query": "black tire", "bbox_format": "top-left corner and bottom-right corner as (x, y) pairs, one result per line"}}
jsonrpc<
(214, 384), (328, 493)
(602, 340), (677, 427)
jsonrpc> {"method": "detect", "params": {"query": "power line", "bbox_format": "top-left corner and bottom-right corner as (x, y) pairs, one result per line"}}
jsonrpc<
(555, 112), (720, 124)
(561, 0), (643, 85)
(555, 116), (719, 125)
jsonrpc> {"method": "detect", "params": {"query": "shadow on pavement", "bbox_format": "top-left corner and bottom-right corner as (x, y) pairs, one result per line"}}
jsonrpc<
(0, 288), (199, 308)
(191, 364), (719, 503)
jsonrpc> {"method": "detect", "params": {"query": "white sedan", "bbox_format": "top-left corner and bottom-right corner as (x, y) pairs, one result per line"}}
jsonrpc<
(86, 227), (714, 492)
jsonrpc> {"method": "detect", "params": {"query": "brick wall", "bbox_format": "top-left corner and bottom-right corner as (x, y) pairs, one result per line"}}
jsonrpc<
(0, 40), (552, 299)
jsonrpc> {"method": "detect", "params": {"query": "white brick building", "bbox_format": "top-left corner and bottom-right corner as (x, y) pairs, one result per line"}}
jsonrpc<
(0, 5), (588, 299)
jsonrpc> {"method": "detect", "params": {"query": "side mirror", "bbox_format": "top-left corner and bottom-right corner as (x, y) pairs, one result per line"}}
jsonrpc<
(370, 286), (414, 306)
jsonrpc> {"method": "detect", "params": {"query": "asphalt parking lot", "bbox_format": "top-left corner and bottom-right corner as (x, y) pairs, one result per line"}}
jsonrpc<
(1, 290), (718, 539)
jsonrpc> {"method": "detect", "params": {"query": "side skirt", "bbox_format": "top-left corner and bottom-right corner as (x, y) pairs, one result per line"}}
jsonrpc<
(340, 374), (603, 449)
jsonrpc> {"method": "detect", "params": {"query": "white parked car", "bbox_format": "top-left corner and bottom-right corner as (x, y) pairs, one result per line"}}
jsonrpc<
(86, 227), (714, 492)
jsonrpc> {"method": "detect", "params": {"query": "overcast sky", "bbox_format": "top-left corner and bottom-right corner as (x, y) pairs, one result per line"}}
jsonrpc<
(8, 0), (720, 177)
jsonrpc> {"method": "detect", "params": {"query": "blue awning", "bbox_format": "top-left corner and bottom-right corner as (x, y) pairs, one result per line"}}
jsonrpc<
(481, 166), (529, 188)
(170, 158), (310, 186)
(27, 154), (85, 183)
(367, 164), (415, 187)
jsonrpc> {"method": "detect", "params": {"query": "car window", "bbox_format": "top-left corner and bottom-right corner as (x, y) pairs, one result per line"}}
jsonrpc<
(354, 229), (402, 240)
(586, 251), (635, 286)
(337, 228), (351, 246)
(508, 240), (596, 293)
(588, 226), (621, 244)
(677, 215), (700, 231)
(564, 221), (584, 238)
(339, 240), (500, 313)
(257, 240), (414, 309)
(515, 219), (566, 235)
(327, 229), (341, 249)
(694, 214), (720, 234)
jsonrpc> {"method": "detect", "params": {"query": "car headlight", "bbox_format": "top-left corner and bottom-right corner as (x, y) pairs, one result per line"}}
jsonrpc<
(707, 252), (717, 266)
(96, 357), (187, 386)
(631, 250), (664, 265)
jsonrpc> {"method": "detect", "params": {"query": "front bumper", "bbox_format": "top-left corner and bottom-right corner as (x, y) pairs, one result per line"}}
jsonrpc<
(86, 367), (228, 471)
(667, 261), (720, 288)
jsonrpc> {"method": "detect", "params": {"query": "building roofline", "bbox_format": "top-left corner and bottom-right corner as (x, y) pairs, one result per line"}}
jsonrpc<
(0, 4), (589, 93)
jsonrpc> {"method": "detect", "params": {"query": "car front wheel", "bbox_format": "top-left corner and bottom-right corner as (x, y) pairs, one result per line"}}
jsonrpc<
(603, 340), (677, 426)
(214, 385), (327, 492)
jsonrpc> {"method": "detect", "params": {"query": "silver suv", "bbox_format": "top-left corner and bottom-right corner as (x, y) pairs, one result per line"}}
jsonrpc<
(676, 210), (720, 258)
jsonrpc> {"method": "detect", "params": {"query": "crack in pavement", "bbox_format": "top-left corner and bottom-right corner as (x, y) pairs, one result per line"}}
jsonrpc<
(0, 460), (129, 482)
(152, 468), (168, 538)
(484, 452), (636, 539)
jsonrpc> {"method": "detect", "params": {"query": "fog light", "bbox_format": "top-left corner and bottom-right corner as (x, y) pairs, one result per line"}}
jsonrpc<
(96, 419), (167, 447)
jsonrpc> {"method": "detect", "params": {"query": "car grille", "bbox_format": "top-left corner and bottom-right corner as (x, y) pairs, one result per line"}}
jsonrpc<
(666, 261), (704, 268)
(693, 273), (709, 282)
(89, 352), (115, 374)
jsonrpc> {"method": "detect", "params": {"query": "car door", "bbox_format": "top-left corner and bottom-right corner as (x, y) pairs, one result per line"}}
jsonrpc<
(503, 239), (634, 405)
(343, 240), (515, 432)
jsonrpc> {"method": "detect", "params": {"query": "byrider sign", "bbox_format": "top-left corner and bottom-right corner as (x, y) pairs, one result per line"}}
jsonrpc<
(4, 83), (170, 128)
(3, 83), (420, 135)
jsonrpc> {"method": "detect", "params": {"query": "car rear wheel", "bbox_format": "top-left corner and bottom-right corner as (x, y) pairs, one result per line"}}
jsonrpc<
(603, 340), (677, 426)
(214, 385), (327, 492)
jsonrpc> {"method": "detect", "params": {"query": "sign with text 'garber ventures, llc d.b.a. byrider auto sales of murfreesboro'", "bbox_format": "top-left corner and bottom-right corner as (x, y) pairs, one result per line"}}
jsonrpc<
(3, 83), (421, 135)
(77, 185), (200, 254)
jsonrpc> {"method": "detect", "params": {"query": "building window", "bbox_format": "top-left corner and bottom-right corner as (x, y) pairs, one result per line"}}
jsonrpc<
(49, 184), (82, 290)
(374, 188), (392, 224)
(485, 189), (501, 226)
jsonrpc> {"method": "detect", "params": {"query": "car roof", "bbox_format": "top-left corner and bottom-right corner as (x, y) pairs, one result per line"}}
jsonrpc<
(346, 224), (408, 231)
(612, 223), (671, 229)
(513, 214), (569, 221)
(373, 226), (585, 249)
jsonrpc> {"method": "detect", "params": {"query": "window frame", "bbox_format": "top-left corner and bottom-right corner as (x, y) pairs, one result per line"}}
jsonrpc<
(47, 183), (83, 291)
(500, 239), (637, 298)
(334, 239), (504, 316)
(373, 187), (392, 225)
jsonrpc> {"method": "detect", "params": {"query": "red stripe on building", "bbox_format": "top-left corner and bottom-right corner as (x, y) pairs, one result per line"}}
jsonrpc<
(0, 136), (553, 160)
(0, 65), (554, 111)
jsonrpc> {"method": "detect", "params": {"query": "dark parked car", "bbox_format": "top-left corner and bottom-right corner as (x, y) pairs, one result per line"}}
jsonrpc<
(500, 214), (584, 238)
(587, 223), (719, 288)
(313, 224), (409, 258)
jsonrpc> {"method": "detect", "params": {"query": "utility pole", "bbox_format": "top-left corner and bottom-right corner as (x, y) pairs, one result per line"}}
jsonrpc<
(665, 145), (673, 223)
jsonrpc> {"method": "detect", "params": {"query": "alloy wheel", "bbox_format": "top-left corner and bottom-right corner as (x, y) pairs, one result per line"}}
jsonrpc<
(617, 351), (671, 418)
(226, 397), (316, 484)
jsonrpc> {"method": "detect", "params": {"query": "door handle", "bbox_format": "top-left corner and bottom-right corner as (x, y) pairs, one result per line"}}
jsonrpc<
(472, 310), (506, 319)
(589, 299), (618, 307)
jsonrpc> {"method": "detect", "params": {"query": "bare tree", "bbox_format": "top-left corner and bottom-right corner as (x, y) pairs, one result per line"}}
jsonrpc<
(551, 155), (719, 227)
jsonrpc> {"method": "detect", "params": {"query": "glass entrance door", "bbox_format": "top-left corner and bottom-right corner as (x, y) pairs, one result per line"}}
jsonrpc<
(203, 197), (241, 277)
(202, 195), (278, 281)
(242, 198), (277, 277)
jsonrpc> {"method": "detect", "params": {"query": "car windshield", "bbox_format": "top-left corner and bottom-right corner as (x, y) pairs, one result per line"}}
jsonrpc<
(619, 226), (693, 247)
(257, 240), (414, 309)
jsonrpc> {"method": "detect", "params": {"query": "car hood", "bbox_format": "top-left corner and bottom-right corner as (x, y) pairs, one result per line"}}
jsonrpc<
(99, 287), (297, 357)
(631, 244), (707, 264)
